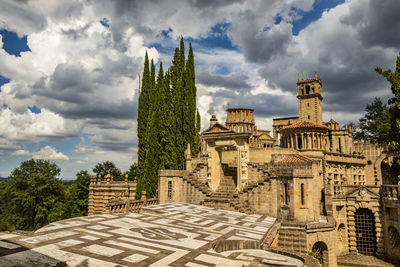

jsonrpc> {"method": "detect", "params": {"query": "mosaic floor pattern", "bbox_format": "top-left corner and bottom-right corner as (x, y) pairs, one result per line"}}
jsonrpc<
(0, 202), (303, 266)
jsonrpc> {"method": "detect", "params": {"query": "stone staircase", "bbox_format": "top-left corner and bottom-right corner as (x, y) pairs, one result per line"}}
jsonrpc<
(202, 164), (256, 214)
(277, 224), (307, 253)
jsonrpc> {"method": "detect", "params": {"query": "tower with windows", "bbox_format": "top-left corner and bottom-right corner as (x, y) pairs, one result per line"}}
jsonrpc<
(297, 71), (323, 124)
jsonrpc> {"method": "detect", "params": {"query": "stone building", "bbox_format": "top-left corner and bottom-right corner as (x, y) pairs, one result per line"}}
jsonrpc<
(159, 72), (400, 265)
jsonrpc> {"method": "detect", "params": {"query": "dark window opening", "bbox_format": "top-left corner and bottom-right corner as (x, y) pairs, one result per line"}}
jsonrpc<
(338, 137), (342, 153)
(307, 103), (310, 107)
(284, 183), (289, 205)
(306, 85), (310, 94)
(308, 115), (310, 119)
(301, 89), (304, 95)
(301, 183), (305, 205)
(312, 87), (315, 93)
(297, 136), (302, 149)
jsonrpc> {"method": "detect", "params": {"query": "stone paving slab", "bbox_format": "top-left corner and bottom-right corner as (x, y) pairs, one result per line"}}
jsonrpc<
(0, 202), (303, 267)
(337, 254), (397, 267)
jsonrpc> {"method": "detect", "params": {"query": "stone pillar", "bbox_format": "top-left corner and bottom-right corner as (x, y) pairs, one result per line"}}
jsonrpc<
(347, 203), (357, 253)
(294, 133), (298, 149)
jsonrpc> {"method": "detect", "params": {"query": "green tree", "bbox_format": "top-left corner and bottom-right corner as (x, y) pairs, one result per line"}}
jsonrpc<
(93, 161), (122, 179)
(375, 52), (400, 169)
(124, 162), (138, 180)
(0, 160), (66, 231)
(136, 38), (201, 198)
(137, 52), (152, 191)
(352, 97), (390, 145)
(64, 170), (90, 218)
(140, 63), (164, 198)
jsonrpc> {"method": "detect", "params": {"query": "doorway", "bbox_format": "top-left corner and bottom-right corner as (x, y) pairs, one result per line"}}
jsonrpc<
(355, 208), (377, 255)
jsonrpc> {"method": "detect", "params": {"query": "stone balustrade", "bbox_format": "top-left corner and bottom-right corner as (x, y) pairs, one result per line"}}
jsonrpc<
(106, 195), (158, 214)
(381, 184), (399, 200)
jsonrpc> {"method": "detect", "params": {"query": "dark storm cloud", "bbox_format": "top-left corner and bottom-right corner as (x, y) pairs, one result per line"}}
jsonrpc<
(341, 0), (400, 48)
(197, 71), (251, 91)
(0, 1), (47, 35)
(87, 118), (134, 130)
(54, 98), (137, 120)
(61, 24), (91, 41)
(232, 21), (293, 63)
(189, 0), (243, 9)
(209, 89), (298, 118)
(91, 136), (136, 152)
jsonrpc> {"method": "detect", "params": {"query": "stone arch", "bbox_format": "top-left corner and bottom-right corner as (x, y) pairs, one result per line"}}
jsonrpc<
(337, 223), (347, 251)
(311, 241), (328, 264)
(388, 226), (400, 251)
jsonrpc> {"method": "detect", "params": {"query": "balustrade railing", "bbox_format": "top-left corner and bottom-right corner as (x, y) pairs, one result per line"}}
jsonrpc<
(381, 184), (399, 200)
(106, 196), (158, 214)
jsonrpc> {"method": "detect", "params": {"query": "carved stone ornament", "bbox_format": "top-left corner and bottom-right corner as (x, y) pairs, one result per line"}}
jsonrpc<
(359, 188), (367, 197)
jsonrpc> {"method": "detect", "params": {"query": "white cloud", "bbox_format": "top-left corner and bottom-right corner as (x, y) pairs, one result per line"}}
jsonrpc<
(0, 108), (83, 142)
(12, 149), (30, 156)
(32, 145), (69, 161)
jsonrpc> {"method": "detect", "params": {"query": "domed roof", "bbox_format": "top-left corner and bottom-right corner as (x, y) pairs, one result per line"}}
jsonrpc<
(280, 121), (329, 132)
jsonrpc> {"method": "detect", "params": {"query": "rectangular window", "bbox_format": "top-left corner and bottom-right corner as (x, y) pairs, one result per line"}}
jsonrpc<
(168, 181), (172, 199)
(301, 183), (305, 206)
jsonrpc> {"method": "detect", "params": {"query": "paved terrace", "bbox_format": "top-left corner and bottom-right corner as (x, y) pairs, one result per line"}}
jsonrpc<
(0, 203), (302, 266)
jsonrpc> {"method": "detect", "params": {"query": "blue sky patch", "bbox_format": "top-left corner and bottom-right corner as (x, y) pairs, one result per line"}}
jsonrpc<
(188, 22), (237, 51)
(100, 18), (110, 28)
(0, 29), (31, 56)
(28, 105), (41, 114)
(0, 75), (10, 92)
(291, 0), (345, 35)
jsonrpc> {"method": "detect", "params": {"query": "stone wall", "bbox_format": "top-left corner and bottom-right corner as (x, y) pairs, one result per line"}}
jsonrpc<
(88, 177), (136, 215)
(382, 185), (400, 262)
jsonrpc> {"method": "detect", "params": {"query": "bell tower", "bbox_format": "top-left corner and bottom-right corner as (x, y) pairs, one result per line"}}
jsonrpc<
(297, 71), (323, 125)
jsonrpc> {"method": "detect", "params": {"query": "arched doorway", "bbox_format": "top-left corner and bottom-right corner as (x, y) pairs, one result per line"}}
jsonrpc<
(311, 241), (328, 264)
(355, 208), (377, 255)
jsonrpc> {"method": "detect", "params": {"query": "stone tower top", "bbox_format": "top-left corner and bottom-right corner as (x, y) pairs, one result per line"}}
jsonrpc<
(209, 115), (218, 127)
(296, 71), (323, 124)
(225, 108), (255, 133)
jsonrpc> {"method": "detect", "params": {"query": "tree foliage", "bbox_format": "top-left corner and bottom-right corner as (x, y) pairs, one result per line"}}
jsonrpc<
(352, 97), (390, 145)
(64, 170), (91, 218)
(0, 160), (66, 231)
(375, 52), (400, 169)
(92, 160), (122, 179)
(136, 38), (201, 198)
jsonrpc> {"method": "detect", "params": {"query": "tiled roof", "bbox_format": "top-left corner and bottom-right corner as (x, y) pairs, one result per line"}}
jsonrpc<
(280, 121), (329, 131)
(280, 154), (313, 163)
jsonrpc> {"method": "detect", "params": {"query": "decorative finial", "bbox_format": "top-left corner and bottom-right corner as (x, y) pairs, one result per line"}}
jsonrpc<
(297, 73), (300, 81)
(315, 71), (318, 78)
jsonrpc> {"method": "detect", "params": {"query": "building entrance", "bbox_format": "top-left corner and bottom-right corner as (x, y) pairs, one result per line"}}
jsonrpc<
(355, 208), (377, 255)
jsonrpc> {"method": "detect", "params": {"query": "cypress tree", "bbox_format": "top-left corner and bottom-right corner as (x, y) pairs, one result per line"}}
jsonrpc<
(136, 38), (201, 198)
(142, 63), (164, 198)
(137, 52), (151, 195)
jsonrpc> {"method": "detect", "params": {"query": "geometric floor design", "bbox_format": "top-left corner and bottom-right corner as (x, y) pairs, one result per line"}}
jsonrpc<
(0, 202), (303, 266)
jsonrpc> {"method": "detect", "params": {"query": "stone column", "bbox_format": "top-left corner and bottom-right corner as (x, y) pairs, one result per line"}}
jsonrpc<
(347, 203), (357, 253)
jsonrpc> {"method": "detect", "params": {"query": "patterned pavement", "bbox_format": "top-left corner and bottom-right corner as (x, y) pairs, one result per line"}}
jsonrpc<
(0, 202), (303, 266)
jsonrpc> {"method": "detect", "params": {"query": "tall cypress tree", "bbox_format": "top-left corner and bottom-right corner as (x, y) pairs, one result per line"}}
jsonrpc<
(136, 38), (201, 198)
(137, 52), (151, 195)
(142, 64), (164, 198)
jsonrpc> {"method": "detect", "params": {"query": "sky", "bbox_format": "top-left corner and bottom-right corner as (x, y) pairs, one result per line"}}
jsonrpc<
(0, 0), (399, 179)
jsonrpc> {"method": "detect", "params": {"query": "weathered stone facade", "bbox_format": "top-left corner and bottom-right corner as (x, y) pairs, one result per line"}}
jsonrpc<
(159, 72), (399, 265)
